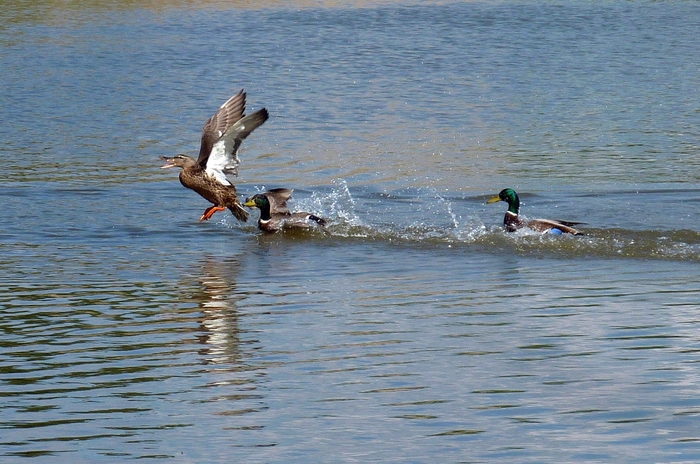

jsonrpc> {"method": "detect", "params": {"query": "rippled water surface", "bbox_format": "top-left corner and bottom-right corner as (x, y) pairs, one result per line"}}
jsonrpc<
(2, 0), (700, 462)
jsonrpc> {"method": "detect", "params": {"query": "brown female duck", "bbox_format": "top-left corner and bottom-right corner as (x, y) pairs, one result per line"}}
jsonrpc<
(161, 90), (268, 222)
(243, 188), (327, 233)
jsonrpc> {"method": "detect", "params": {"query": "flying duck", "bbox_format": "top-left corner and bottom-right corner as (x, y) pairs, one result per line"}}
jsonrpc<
(161, 89), (269, 222)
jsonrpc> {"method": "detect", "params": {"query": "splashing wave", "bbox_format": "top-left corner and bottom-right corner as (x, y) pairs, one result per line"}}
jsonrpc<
(252, 180), (700, 262)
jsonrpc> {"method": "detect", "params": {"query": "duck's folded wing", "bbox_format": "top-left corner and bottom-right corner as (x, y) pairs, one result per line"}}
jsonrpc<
(553, 219), (587, 227)
(282, 212), (327, 229)
(530, 218), (584, 235)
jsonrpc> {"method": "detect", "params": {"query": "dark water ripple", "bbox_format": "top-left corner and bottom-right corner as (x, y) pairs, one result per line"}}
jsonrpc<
(0, 251), (266, 459)
(234, 248), (700, 462)
(2, 240), (700, 460)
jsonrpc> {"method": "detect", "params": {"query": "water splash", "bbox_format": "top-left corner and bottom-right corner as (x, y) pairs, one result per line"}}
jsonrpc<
(309, 178), (364, 228)
(234, 182), (700, 262)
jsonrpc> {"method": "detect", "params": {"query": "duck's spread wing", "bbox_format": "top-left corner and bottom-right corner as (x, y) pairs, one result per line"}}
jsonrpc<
(192, 89), (268, 185)
(265, 188), (294, 214)
(204, 107), (269, 184)
(196, 90), (246, 167)
(226, 109), (269, 158)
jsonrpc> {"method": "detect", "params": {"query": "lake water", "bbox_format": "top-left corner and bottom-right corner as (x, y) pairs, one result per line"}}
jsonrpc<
(2, 0), (700, 462)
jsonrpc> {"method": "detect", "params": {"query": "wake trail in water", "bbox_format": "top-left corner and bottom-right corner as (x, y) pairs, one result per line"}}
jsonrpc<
(242, 180), (700, 262)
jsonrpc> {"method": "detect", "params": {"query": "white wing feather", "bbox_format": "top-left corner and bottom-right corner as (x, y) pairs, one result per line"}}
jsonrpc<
(205, 139), (233, 186)
(205, 120), (250, 186)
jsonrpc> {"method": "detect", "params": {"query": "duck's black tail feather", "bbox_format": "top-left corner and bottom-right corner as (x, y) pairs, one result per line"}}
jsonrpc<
(309, 215), (326, 227)
(229, 202), (250, 222)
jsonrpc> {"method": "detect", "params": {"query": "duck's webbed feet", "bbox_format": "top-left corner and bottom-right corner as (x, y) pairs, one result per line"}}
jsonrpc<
(200, 205), (226, 221)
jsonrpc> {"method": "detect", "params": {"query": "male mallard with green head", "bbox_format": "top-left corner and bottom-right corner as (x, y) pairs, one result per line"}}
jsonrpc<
(487, 188), (585, 235)
(243, 188), (327, 233)
(161, 89), (269, 222)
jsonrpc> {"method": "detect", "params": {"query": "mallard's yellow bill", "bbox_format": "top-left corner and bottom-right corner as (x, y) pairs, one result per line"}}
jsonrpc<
(487, 195), (502, 204)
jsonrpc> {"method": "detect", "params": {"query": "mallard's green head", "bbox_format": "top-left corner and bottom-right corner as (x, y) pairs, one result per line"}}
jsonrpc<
(244, 193), (272, 221)
(243, 194), (269, 210)
(487, 188), (520, 214)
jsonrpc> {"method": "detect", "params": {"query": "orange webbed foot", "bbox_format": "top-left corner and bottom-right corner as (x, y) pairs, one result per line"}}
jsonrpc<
(199, 205), (226, 221)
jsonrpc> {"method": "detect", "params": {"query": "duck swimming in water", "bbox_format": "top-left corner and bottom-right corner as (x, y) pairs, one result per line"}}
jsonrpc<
(487, 188), (585, 235)
(161, 89), (269, 222)
(244, 188), (327, 233)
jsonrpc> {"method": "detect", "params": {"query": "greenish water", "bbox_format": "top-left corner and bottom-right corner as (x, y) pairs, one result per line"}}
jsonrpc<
(1, 1), (700, 462)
